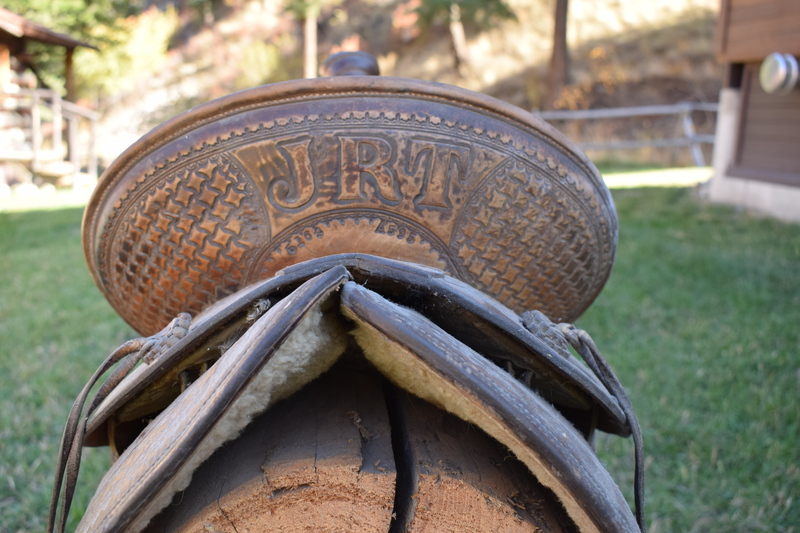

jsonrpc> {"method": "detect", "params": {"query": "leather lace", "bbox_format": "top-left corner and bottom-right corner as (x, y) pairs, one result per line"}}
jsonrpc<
(556, 323), (647, 533)
(47, 314), (190, 533)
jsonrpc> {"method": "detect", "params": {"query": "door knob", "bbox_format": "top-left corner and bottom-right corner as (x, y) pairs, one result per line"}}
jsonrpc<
(760, 52), (799, 95)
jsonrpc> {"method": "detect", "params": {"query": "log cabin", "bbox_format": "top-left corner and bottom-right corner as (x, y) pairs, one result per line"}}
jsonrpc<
(710, 0), (800, 222)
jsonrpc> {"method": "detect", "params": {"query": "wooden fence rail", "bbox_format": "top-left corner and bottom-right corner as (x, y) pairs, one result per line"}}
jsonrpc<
(0, 88), (99, 183)
(534, 102), (719, 167)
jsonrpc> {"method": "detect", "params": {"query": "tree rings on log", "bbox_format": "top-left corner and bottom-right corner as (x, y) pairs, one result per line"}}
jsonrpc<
(142, 354), (576, 532)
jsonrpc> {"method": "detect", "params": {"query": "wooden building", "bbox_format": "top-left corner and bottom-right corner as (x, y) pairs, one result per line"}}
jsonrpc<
(710, 0), (800, 222)
(0, 9), (99, 185)
(0, 8), (97, 101)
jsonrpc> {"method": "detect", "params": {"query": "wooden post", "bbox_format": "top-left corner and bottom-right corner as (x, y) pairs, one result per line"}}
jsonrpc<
(31, 91), (41, 173)
(449, 3), (469, 74)
(51, 92), (63, 156)
(303, 3), (319, 78)
(0, 44), (10, 92)
(65, 48), (75, 102)
(88, 116), (97, 182)
(544, 0), (570, 110)
(681, 111), (705, 167)
(68, 115), (79, 179)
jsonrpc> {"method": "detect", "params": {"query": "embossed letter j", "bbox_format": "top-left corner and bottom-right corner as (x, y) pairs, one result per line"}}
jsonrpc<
(232, 135), (317, 211)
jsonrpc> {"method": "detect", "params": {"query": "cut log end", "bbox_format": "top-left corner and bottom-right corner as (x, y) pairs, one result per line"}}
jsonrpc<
(142, 351), (577, 532)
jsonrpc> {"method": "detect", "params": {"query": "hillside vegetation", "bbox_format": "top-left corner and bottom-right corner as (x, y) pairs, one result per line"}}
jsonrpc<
(64, 0), (720, 167)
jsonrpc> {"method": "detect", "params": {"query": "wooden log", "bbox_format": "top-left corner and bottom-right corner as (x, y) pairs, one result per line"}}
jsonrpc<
(143, 356), (397, 532)
(388, 388), (577, 533)
(143, 351), (581, 532)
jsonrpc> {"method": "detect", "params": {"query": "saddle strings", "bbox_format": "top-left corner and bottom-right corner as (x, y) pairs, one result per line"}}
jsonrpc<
(557, 323), (647, 533)
(48, 313), (191, 533)
(47, 338), (152, 533)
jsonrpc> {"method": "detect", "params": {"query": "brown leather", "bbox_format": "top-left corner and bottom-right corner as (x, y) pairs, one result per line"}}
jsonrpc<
(83, 254), (629, 450)
(340, 281), (640, 533)
(320, 51), (380, 76)
(83, 77), (617, 337)
(62, 264), (640, 533)
(70, 268), (352, 533)
(57, 61), (645, 533)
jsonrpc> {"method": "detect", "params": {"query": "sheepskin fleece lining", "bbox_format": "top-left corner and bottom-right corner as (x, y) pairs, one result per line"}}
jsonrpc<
(128, 302), (349, 532)
(344, 313), (602, 533)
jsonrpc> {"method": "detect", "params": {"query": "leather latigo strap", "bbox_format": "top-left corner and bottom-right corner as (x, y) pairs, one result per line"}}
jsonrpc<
(50, 255), (644, 533)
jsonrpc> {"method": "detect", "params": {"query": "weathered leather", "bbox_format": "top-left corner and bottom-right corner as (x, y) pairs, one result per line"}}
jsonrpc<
(56, 258), (641, 533)
(84, 254), (630, 449)
(340, 281), (639, 533)
(82, 77), (617, 337)
(74, 268), (352, 533)
(54, 64), (644, 533)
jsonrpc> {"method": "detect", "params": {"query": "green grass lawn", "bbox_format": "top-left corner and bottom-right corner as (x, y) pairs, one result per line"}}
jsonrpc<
(0, 185), (798, 531)
(583, 188), (800, 532)
(0, 206), (136, 531)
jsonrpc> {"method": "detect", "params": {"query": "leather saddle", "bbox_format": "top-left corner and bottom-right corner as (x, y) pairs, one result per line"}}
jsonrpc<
(50, 53), (644, 533)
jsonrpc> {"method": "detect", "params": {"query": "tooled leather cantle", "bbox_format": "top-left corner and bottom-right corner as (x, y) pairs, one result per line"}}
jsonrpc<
(82, 54), (617, 337)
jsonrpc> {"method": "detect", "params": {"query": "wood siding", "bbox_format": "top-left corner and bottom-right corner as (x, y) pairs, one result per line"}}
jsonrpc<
(730, 63), (800, 186)
(717, 0), (800, 62)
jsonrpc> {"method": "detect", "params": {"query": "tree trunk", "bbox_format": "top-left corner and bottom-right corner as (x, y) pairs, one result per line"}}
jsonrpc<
(543, 0), (569, 110)
(304, 3), (319, 78)
(449, 3), (469, 75)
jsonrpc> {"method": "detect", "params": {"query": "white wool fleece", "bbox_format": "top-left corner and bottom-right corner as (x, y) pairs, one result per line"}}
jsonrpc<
(122, 302), (349, 533)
